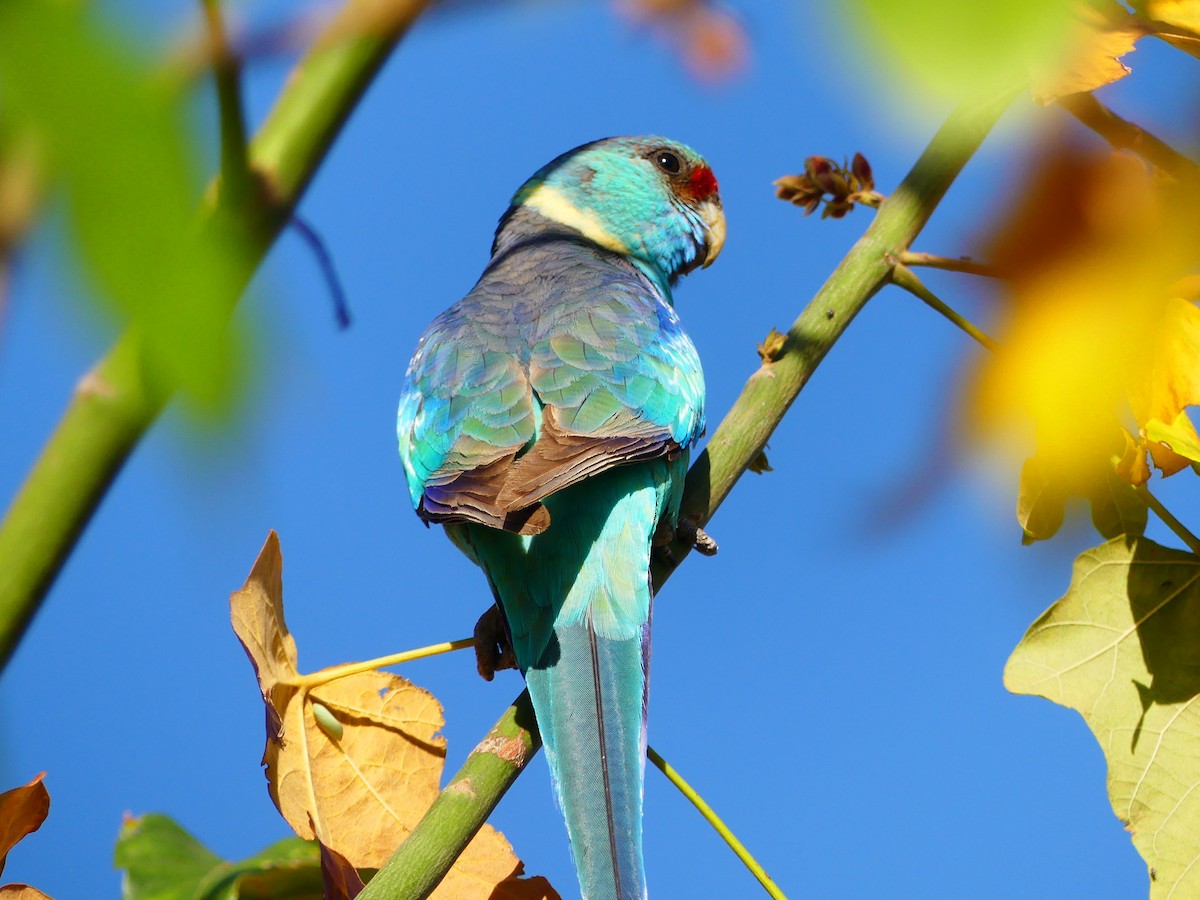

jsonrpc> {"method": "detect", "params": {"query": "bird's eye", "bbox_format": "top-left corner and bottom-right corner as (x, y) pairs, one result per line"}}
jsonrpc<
(654, 150), (682, 175)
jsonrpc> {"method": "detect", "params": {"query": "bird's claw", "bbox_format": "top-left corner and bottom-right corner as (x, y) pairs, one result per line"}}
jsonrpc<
(652, 517), (718, 565)
(473, 604), (517, 682)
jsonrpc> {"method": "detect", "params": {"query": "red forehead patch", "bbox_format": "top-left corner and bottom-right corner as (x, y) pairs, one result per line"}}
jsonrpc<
(688, 165), (719, 199)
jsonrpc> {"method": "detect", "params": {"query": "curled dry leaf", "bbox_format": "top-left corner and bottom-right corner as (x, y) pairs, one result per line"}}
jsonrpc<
(0, 887), (52, 899)
(0, 774), (48, 878)
(318, 837), (366, 900)
(231, 532), (548, 897)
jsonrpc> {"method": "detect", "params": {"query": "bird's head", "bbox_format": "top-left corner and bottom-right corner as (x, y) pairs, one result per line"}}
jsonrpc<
(496, 136), (725, 290)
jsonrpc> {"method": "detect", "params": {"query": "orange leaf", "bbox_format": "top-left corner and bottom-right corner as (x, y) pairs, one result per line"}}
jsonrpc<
(0, 775), (48, 879)
(231, 533), (552, 898)
(0, 887), (53, 900)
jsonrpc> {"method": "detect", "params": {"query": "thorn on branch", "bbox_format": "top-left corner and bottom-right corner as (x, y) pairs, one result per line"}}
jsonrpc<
(748, 448), (773, 474)
(774, 152), (884, 219)
(289, 215), (352, 329)
(757, 327), (786, 363)
(898, 250), (1001, 279)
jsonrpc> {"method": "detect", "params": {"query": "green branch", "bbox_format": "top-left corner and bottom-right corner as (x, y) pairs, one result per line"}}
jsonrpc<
(367, 90), (1017, 898)
(357, 690), (541, 899)
(890, 262), (998, 351)
(0, 0), (433, 673)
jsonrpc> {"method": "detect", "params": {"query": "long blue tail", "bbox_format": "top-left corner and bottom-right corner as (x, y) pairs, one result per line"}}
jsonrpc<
(527, 618), (650, 898)
(454, 459), (683, 899)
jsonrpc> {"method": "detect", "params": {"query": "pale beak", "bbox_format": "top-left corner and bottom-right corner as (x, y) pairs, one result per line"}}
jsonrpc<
(699, 198), (726, 268)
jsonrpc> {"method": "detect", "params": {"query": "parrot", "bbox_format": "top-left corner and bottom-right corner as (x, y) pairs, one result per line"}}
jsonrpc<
(396, 136), (724, 899)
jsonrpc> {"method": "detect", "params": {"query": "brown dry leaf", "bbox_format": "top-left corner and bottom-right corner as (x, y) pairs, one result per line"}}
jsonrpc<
(318, 837), (366, 900)
(232, 532), (547, 897)
(1031, 1), (1145, 104)
(0, 775), (48, 878)
(0, 887), (52, 900)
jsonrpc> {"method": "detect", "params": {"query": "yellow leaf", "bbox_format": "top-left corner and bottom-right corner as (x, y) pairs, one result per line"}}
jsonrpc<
(0, 774), (48, 879)
(967, 146), (1200, 493)
(1030, 2), (1145, 103)
(231, 533), (548, 897)
(1145, 409), (1200, 472)
(1128, 298), (1200, 475)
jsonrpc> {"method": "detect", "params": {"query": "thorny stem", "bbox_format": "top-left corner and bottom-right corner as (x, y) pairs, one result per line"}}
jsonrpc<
(898, 250), (1000, 278)
(1136, 483), (1200, 557)
(890, 262), (998, 351)
(287, 637), (475, 689)
(648, 746), (787, 900)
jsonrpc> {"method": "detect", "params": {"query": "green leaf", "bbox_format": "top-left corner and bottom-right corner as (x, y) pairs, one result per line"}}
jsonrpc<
(0, 1), (250, 414)
(1016, 455), (1067, 544)
(115, 814), (222, 900)
(1005, 537), (1200, 896)
(1087, 469), (1148, 541)
(115, 814), (326, 900)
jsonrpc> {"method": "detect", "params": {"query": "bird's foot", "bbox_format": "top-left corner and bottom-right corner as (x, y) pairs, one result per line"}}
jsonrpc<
(473, 604), (517, 682)
(653, 517), (719, 565)
(678, 517), (719, 556)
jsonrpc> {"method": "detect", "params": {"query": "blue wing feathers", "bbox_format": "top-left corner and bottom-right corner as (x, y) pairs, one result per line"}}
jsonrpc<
(397, 239), (704, 519)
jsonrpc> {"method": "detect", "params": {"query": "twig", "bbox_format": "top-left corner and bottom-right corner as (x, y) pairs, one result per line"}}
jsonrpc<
(289, 214), (353, 329)
(648, 745), (787, 900)
(287, 637), (473, 689)
(370, 90), (1017, 898)
(898, 250), (1000, 279)
(1135, 483), (1200, 556)
(1059, 92), (1200, 184)
(890, 262), (998, 352)
(0, 0), (434, 674)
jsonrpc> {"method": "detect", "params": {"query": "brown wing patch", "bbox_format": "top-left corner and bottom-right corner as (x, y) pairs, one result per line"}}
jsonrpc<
(495, 405), (679, 512)
(419, 454), (550, 535)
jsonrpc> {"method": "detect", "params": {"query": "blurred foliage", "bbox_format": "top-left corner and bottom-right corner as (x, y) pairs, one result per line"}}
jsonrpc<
(843, 0), (1073, 101)
(967, 145), (1200, 501)
(0, 0), (251, 415)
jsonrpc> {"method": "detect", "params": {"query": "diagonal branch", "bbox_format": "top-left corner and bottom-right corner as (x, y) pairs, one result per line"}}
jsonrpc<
(1059, 92), (1200, 183)
(361, 89), (1018, 899)
(0, 0), (433, 673)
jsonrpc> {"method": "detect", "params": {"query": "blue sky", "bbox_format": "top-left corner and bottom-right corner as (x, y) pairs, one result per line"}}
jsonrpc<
(3, 2), (1199, 897)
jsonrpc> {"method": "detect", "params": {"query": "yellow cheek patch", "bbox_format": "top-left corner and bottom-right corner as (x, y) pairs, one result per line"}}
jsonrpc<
(521, 183), (628, 256)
